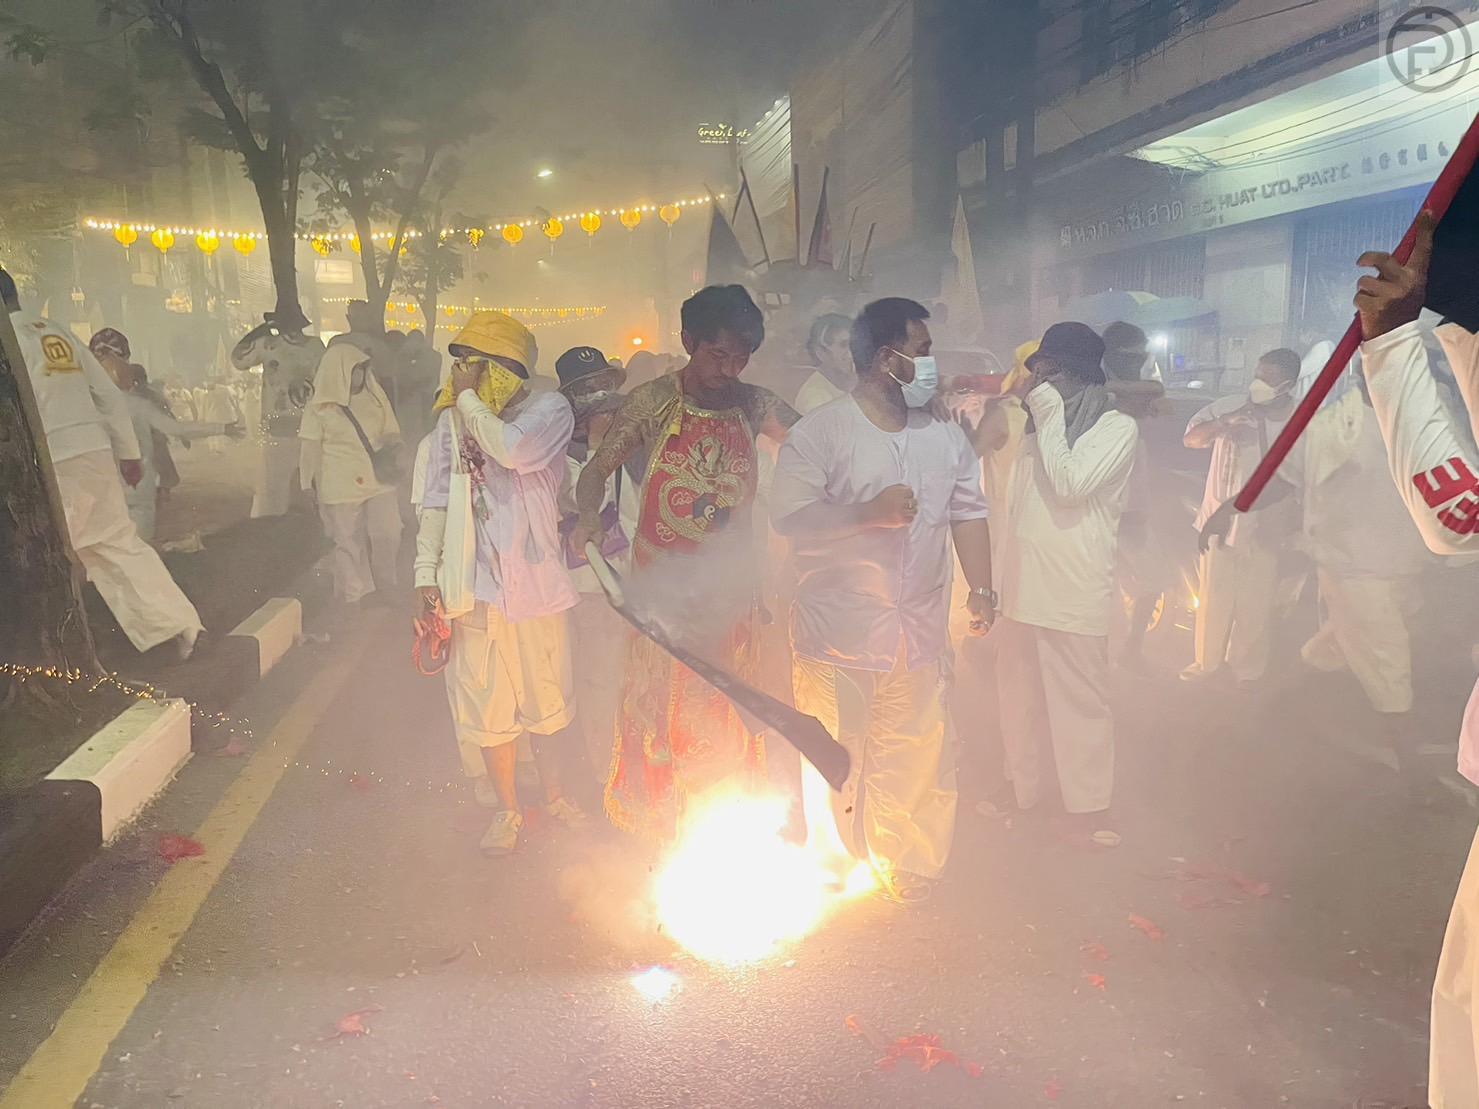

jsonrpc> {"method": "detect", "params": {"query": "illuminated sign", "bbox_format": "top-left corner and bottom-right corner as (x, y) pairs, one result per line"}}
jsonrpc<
(698, 123), (751, 145)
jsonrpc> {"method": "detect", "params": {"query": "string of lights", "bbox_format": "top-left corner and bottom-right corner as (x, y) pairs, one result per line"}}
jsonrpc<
(0, 663), (252, 741)
(323, 297), (607, 318)
(81, 190), (724, 252)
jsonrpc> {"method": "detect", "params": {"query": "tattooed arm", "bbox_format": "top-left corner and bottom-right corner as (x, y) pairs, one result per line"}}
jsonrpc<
(572, 380), (671, 546)
(750, 386), (800, 443)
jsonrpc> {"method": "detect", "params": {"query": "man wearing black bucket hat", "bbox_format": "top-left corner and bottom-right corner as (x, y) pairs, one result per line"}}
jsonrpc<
(994, 322), (1140, 849)
(554, 345), (635, 775)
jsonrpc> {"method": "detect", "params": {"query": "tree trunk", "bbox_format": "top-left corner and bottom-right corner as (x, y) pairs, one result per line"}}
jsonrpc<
(347, 201), (388, 334)
(417, 197), (445, 329)
(254, 179), (302, 326)
(0, 307), (100, 710)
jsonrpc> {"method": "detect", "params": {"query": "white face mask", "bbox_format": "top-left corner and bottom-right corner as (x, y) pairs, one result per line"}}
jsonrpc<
(887, 350), (939, 408)
(1249, 379), (1287, 405)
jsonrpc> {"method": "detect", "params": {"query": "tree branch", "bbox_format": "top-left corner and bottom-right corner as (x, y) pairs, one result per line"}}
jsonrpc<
(150, 2), (264, 165)
(382, 141), (440, 295)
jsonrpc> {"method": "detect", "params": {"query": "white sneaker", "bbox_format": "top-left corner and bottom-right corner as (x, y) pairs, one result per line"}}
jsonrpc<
(472, 777), (500, 809)
(479, 810), (523, 857)
(545, 797), (589, 828)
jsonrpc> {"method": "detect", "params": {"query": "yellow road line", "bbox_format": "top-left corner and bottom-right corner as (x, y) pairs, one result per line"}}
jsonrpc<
(1, 630), (373, 1109)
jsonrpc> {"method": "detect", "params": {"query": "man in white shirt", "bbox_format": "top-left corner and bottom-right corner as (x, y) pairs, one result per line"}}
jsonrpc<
(1181, 348), (1301, 686)
(995, 322), (1138, 846)
(772, 298), (994, 904)
(1315, 211), (1478, 1108)
(3, 270), (204, 659)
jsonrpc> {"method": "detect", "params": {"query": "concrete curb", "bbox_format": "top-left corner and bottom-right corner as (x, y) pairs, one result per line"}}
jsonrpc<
(0, 594), (302, 957)
(229, 597), (302, 678)
(47, 699), (192, 843)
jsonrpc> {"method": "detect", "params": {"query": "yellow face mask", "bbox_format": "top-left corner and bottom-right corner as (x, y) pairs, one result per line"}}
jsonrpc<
(434, 357), (525, 415)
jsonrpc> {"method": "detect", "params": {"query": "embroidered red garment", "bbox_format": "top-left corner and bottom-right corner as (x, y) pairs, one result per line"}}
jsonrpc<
(605, 397), (764, 839)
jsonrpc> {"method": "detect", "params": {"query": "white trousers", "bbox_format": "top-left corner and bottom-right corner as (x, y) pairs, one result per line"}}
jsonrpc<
(1301, 568), (1416, 715)
(123, 469), (159, 542)
(1192, 539), (1278, 681)
(1432, 823), (1479, 1108)
(319, 491), (401, 604)
(995, 618), (1115, 814)
(55, 450), (203, 652)
(792, 654), (957, 879)
(252, 437), (298, 518)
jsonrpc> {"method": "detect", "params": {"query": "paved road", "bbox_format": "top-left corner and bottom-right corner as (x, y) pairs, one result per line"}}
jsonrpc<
(1, 587), (1474, 1108)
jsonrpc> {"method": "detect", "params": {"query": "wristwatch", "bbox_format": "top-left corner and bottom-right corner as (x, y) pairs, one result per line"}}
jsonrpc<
(970, 586), (999, 610)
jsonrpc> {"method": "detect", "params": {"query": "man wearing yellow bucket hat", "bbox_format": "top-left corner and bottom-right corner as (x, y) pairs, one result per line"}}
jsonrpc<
(413, 310), (589, 856)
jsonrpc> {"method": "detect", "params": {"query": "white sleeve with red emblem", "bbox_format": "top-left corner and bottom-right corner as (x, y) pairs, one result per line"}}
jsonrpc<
(1361, 321), (1479, 554)
(1362, 320), (1479, 786)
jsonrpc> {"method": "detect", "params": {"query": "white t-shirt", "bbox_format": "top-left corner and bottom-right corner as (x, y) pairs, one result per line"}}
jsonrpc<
(771, 396), (990, 672)
(999, 384), (1138, 638)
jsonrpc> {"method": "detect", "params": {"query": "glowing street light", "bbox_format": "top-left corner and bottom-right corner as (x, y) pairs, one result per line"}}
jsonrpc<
(536, 168), (554, 179)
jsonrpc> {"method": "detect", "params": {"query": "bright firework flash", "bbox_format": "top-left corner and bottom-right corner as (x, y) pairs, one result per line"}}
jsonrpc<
(653, 790), (876, 966)
(630, 965), (681, 1002)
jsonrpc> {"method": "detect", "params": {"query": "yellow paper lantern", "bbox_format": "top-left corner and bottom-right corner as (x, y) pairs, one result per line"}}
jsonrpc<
(619, 208), (641, 231)
(350, 234), (362, 255)
(149, 228), (175, 253)
(467, 228), (485, 249)
(502, 224), (524, 245)
(659, 204), (680, 227)
(232, 234), (257, 256)
(113, 225), (139, 248)
(443, 305), (457, 318)
(195, 232), (221, 255)
(579, 213), (601, 237)
(311, 236), (331, 257)
(405, 302), (417, 315)
(543, 217), (565, 242)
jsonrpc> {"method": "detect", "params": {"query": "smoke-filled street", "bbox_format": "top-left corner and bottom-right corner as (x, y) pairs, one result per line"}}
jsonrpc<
(2, 587), (1472, 1107)
(10, 2), (1479, 1107)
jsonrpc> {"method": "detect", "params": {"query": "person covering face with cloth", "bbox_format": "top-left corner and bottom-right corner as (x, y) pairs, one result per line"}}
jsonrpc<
(994, 322), (1139, 847)
(554, 345), (635, 771)
(414, 311), (589, 857)
(1181, 348), (1301, 686)
(299, 344), (403, 605)
(772, 298), (992, 904)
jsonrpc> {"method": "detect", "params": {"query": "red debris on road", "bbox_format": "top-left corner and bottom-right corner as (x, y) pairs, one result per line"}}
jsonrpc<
(1128, 913), (1166, 941)
(157, 834), (205, 864)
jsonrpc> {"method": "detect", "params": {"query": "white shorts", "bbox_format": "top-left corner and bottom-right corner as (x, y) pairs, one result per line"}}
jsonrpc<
(445, 603), (574, 772)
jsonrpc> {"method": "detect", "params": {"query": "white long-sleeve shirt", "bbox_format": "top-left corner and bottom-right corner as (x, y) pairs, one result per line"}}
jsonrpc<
(414, 390), (578, 622)
(1186, 392), (1292, 547)
(123, 392), (224, 474)
(1360, 320), (1479, 786)
(999, 384), (1138, 637)
(11, 309), (139, 463)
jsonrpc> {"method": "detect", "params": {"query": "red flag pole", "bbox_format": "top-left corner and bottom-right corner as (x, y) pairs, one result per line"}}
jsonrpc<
(1234, 109), (1479, 513)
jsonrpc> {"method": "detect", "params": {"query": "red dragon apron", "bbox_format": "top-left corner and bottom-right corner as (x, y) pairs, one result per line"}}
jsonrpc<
(604, 392), (765, 840)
